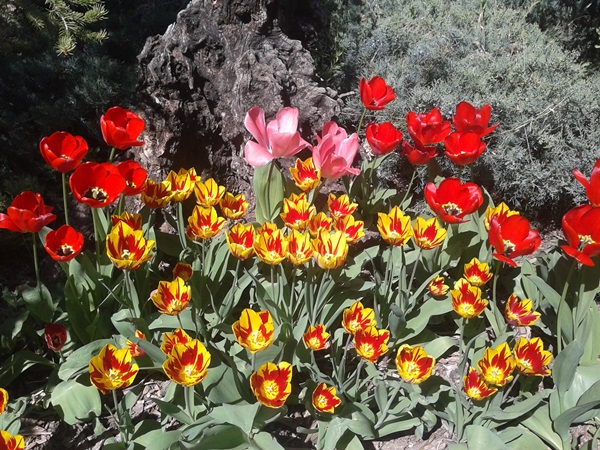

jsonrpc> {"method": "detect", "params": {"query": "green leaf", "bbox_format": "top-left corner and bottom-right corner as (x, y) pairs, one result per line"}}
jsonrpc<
(0, 350), (55, 386)
(497, 427), (547, 450)
(58, 339), (113, 381)
(526, 275), (560, 310)
(151, 398), (194, 426)
(209, 402), (260, 436)
(375, 416), (420, 438)
(249, 431), (286, 450)
(181, 423), (247, 449)
(481, 390), (548, 422)
(133, 429), (181, 449)
(553, 340), (584, 398)
(21, 283), (54, 323)
(253, 162), (286, 223)
(50, 379), (101, 424)
(520, 403), (563, 450)
(204, 364), (244, 405)
(464, 425), (508, 450)
(423, 336), (456, 359)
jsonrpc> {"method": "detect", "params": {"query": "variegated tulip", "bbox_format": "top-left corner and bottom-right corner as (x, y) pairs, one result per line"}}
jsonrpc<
(354, 326), (390, 363)
(287, 230), (313, 265)
(505, 294), (540, 326)
(141, 179), (173, 208)
(483, 202), (519, 231)
(513, 338), (552, 377)
(328, 193), (357, 220)
(412, 216), (446, 249)
(250, 362), (293, 408)
(462, 367), (497, 401)
(463, 257), (492, 286)
(194, 178), (226, 207)
(308, 212), (333, 237)
(312, 230), (348, 269)
(334, 215), (365, 244)
(395, 344), (436, 384)
(451, 278), (488, 319)
(290, 157), (321, 192)
(0, 430), (24, 450)
(163, 339), (211, 386)
(166, 168), (194, 202)
(477, 343), (515, 387)
(219, 192), (249, 220)
(186, 205), (225, 241)
(151, 277), (191, 315)
(161, 328), (193, 355)
(106, 222), (155, 271)
(302, 324), (330, 351)
(312, 382), (342, 413)
(280, 193), (315, 231)
(172, 262), (193, 282)
(111, 211), (143, 231)
(428, 275), (449, 297)
(125, 330), (146, 358)
(232, 309), (274, 353)
(0, 388), (7, 414)
(342, 301), (376, 335)
(254, 228), (288, 265)
(89, 344), (139, 394)
(378, 206), (413, 246)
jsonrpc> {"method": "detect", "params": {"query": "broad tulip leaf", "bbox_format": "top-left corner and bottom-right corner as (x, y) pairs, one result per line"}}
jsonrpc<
(481, 390), (548, 422)
(253, 162), (286, 224)
(21, 283), (54, 323)
(51, 379), (101, 424)
(375, 416), (420, 439)
(181, 423), (246, 449)
(0, 350), (54, 386)
(58, 339), (112, 381)
(133, 428), (181, 449)
(208, 402), (260, 436)
(464, 425), (508, 450)
(526, 275), (560, 310)
(520, 403), (563, 450)
(497, 427), (547, 450)
(249, 431), (286, 450)
(553, 340), (583, 397)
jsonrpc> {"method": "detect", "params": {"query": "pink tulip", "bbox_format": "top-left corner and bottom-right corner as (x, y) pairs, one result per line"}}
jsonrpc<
(243, 106), (310, 167)
(312, 122), (360, 180)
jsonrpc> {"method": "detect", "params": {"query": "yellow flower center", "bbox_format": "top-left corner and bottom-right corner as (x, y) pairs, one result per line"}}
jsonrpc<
(403, 361), (420, 378)
(262, 380), (279, 400)
(486, 367), (504, 384)
(121, 249), (133, 260)
(315, 395), (328, 410)
(442, 202), (462, 216)
(458, 303), (475, 317)
(579, 234), (595, 249)
(503, 240), (516, 256)
(359, 343), (374, 358)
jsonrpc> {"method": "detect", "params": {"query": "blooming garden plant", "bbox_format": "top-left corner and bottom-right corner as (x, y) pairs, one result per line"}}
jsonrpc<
(0, 78), (599, 450)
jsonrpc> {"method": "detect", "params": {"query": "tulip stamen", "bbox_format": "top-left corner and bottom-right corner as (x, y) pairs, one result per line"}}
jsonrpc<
(503, 240), (516, 256)
(442, 202), (462, 217)
(579, 234), (595, 249)
(85, 186), (108, 202)
(57, 244), (74, 257)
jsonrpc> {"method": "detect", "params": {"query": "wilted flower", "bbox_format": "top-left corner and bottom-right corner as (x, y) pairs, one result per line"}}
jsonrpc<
(573, 157), (600, 206)
(462, 367), (497, 401)
(43, 225), (84, 262)
(561, 204), (600, 266)
(395, 344), (436, 384)
(89, 344), (139, 394)
(232, 309), (274, 353)
(250, 361), (293, 408)
(505, 294), (540, 326)
(302, 324), (330, 351)
(116, 160), (147, 196)
(312, 382), (342, 413)
(484, 202), (520, 231)
(452, 102), (499, 137)
(194, 178), (226, 207)
(186, 206), (226, 241)
(443, 132), (486, 166)
(244, 106), (310, 167)
(106, 222), (155, 271)
(286, 230), (313, 265)
(111, 211), (143, 231)
(451, 278), (488, 319)
(428, 275), (449, 297)
(161, 328), (193, 355)
(141, 179), (174, 208)
(70, 162), (126, 208)
(489, 215), (541, 267)
(328, 194), (358, 220)
(226, 223), (255, 260)
(406, 108), (451, 146)
(312, 122), (360, 180)
(219, 192), (248, 220)
(0, 191), (56, 233)
(0, 430), (24, 450)
(100, 106), (145, 150)
(125, 330), (146, 358)
(463, 257), (492, 286)
(378, 206), (413, 246)
(39, 131), (88, 173)
(354, 326), (390, 363)
(151, 277), (191, 315)
(166, 169), (194, 202)
(412, 216), (446, 249)
(365, 122), (403, 155)
(425, 177), (483, 224)
(477, 343), (515, 387)
(0, 388), (7, 415)
(254, 228), (288, 265)
(290, 158), (321, 192)
(308, 212), (333, 237)
(334, 215), (365, 244)
(342, 301), (376, 335)
(163, 339), (211, 386)
(359, 76), (396, 110)
(280, 193), (315, 231)
(513, 337), (552, 377)
(45, 323), (67, 352)
(172, 262), (193, 282)
(312, 230), (349, 269)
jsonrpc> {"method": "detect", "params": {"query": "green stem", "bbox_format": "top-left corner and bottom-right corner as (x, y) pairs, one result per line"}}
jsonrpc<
(31, 233), (43, 299)
(405, 247), (422, 313)
(312, 270), (328, 324)
(185, 385), (195, 420)
(108, 147), (116, 163)
(91, 207), (102, 270)
(353, 359), (365, 399)
(112, 389), (126, 443)
(375, 382), (402, 428)
(123, 270), (137, 318)
(557, 260), (577, 354)
(458, 317), (465, 367)
(399, 168), (417, 207)
(62, 172), (69, 225)
(357, 107), (368, 137)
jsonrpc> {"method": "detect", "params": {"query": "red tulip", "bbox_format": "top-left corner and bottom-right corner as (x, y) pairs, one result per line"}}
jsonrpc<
(100, 106), (145, 150)
(573, 158), (600, 207)
(359, 76), (396, 110)
(489, 215), (541, 267)
(406, 108), (451, 146)
(424, 177), (483, 224)
(116, 160), (148, 196)
(452, 102), (499, 137)
(43, 225), (84, 262)
(0, 191), (56, 233)
(561, 204), (600, 266)
(443, 132), (486, 166)
(70, 162), (126, 208)
(400, 140), (438, 166)
(39, 131), (88, 173)
(45, 323), (67, 351)
(365, 122), (403, 155)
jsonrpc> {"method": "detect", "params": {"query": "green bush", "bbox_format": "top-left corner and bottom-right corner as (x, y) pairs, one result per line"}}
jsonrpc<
(323, 0), (600, 224)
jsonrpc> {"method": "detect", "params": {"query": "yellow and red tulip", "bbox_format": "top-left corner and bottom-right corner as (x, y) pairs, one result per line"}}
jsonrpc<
(484, 202), (519, 231)
(462, 367), (497, 401)
(328, 194), (357, 220)
(395, 344), (436, 384)
(111, 211), (143, 231)
(412, 216), (446, 249)
(302, 324), (330, 351)
(289, 157), (321, 192)
(0, 430), (24, 450)
(89, 344), (139, 394)
(250, 361), (293, 408)
(219, 192), (249, 220)
(286, 230), (314, 265)
(307, 212), (333, 237)
(312, 230), (348, 269)
(172, 262), (193, 282)
(0, 388), (8, 414)
(106, 222), (155, 271)
(463, 257), (493, 287)
(141, 179), (174, 209)
(312, 382), (342, 413)
(354, 326), (390, 363)
(226, 222), (255, 260)
(451, 278), (488, 319)
(342, 301), (376, 335)
(125, 330), (146, 358)
(378, 206), (413, 246)
(428, 275), (449, 297)
(194, 178), (226, 207)
(505, 294), (540, 326)
(477, 343), (515, 387)
(280, 193), (315, 231)
(334, 215), (365, 244)
(186, 205), (226, 241)
(161, 328), (193, 355)
(151, 277), (191, 315)
(254, 228), (288, 265)
(163, 339), (211, 386)
(232, 309), (274, 353)
(166, 168), (194, 202)
(513, 337), (552, 377)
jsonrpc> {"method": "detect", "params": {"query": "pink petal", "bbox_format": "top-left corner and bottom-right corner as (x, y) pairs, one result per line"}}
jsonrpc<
(244, 141), (274, 167)
(244, 106), (269, 149)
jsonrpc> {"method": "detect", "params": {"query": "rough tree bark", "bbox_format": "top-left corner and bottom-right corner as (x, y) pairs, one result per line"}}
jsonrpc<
(136, 0), (341, 198)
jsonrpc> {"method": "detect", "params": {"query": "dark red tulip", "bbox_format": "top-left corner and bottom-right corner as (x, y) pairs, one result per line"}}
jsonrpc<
(100, 106), (145, 150)
(45, 323), (67, 351)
